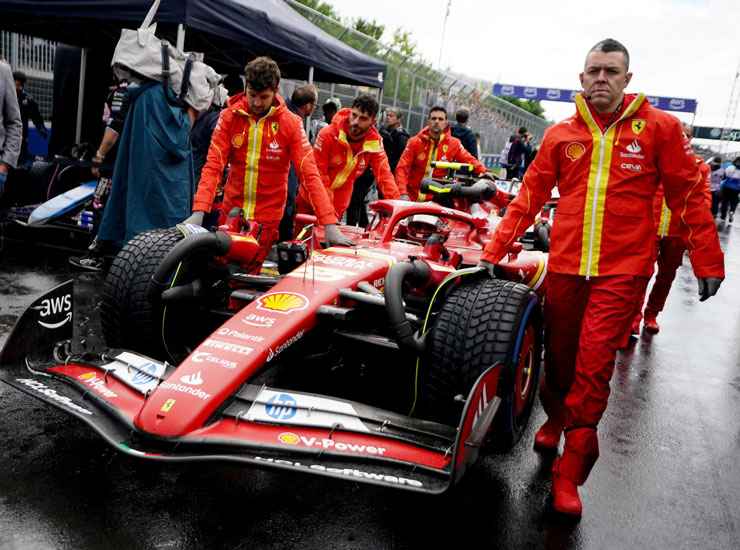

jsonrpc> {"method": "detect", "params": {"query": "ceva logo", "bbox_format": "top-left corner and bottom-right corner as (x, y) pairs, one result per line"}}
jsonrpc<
(669, 98), (686, 110)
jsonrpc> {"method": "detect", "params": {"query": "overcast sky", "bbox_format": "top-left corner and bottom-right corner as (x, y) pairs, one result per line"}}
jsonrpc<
(330, 0), (739, 145)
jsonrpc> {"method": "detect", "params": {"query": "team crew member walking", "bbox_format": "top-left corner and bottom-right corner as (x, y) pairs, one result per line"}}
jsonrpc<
(479, 39), (724, 518)
(632, 156), (712, 335)
(395, 106), (489, 201)
(297, 94), (403, 219)
(186, 56), (351, 268)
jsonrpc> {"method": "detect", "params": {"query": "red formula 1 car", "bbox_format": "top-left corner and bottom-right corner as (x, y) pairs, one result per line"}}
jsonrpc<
(0, 176), (547, 494)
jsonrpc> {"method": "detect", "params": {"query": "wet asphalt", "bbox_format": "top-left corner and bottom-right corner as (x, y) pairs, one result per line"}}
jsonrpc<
(0, 223), (739, 550)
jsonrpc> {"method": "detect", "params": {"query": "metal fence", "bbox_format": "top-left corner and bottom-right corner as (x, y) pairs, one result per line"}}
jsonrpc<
(0, 31), (56, 120)
(1, 7), (550, 155)
(285, 0), (548, 157)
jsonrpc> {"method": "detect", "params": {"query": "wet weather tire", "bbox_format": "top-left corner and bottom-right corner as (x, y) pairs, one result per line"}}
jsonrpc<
(422, 278), (542, 450)
(101, 228), (184, 359)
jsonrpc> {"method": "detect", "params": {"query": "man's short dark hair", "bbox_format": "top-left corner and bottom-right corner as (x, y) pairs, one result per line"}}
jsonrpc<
(13, 71), (27, 84)
(518, 126), (528, 136)
(589, 38), (630, 70)
(385, 107), (401, 118)
(352, 94), (379, 118)
(455, 108), (469, 124)
(291, 85), (317, 108)
(244, 56), (281, 92)
(429, 106), (447, 118)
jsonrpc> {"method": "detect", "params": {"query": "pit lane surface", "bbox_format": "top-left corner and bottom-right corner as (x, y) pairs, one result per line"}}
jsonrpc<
(0, 225), (738, 550)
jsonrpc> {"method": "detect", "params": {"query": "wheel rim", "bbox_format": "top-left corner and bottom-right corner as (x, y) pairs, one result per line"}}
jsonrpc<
(513, 325), (535, 417)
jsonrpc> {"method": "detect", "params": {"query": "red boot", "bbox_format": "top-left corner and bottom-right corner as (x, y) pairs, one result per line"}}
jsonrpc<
(535, 382), (566, 453)
(550, 428), (599, 518)
(643, 311), (660, 334)
(534, 419), (562, 452)
(552, 458), (582, 517)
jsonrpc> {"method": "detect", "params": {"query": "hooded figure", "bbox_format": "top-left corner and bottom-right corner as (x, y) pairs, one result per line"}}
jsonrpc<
(97, 82), (194, 248)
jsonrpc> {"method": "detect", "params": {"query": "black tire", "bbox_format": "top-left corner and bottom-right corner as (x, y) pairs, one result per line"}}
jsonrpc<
(533, 221), (550, 252)
(421, 278), (542, 450)
(101, 228), (184, 359)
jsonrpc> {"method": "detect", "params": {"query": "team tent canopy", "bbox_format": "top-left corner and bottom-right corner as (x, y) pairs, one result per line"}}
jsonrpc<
(0, 0), (386, 86)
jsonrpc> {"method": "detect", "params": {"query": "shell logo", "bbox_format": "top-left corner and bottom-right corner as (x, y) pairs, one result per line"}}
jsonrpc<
(231, 133), (245, 148)
(256, 292), (309, 315)
(565, 142), (586, 161)
(278, 432), (300, 445)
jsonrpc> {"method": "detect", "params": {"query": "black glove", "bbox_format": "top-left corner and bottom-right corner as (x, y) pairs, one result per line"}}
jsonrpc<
(698, 277), (722, 302)
(477, 259), (496, 278)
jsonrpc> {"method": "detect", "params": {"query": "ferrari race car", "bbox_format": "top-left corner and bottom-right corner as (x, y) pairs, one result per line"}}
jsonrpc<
(0, 174), (548, 494)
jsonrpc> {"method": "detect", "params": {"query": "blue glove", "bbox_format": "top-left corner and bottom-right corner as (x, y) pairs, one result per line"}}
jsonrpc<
(0, 170), (7, 197)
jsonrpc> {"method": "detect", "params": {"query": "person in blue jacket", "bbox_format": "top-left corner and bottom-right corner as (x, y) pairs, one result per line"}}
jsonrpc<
(719, 157), (740, 224)
(96, 78), (196, 251)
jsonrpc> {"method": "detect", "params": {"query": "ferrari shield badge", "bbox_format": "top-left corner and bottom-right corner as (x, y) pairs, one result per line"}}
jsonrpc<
(631, 119), (647, 135)
(271, 121), (279, 135)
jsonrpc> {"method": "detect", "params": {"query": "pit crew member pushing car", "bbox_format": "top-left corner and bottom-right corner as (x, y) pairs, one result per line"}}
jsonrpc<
(296, 93), (403, 219)
(395, 106), (490, 201)
(479, 38), (724, 518)
(185, 56), (352, 267)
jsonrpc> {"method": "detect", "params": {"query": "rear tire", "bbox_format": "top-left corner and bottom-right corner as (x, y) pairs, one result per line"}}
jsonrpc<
(421, 278), (542, 450)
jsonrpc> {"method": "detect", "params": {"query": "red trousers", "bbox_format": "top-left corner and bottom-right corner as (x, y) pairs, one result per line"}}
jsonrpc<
(643, 236), (686, 318)
(247, 221), (280, 274)
(542, 273), (650, 431)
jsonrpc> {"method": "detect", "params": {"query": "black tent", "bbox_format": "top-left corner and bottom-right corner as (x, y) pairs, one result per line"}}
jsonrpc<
(0, 0), (385, 86)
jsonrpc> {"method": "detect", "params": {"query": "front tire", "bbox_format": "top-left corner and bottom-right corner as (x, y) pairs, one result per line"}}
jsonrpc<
(421, 278), (542, 450)
(101, 228), (184, 359)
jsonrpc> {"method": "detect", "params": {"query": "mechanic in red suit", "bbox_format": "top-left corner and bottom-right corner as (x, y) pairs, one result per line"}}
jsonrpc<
(395, 106), (490, 201)
(479, 39), (724, 518)
(632, 154), (713, 335)
(296, 94), (403, 219)
(184, 56), (352, 269)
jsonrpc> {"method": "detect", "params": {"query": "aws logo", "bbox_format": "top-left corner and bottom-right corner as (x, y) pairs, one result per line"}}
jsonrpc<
(32, 294), (72, 329)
